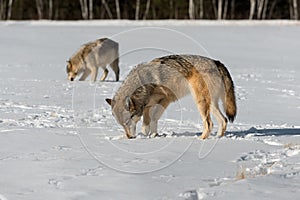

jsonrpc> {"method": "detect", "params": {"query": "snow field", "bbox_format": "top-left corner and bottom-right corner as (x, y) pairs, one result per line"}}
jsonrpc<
(0, 21), (300, 199)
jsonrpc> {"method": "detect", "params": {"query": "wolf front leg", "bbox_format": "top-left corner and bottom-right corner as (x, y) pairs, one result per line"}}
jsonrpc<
(79, 69), (91, 81)
(142, 104), (165, 138)
(148, 100), (170, 138)
(100, 68), (108, 81)
(90, 67), (99, 82)
(142, 107), (151, 136)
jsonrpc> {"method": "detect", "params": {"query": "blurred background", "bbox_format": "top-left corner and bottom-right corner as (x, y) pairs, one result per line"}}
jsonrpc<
(0, 0), (299, 21)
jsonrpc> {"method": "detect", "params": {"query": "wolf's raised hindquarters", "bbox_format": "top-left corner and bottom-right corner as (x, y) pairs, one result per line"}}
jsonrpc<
(106, 55), (236, 139)
(66, 38), (119, 82)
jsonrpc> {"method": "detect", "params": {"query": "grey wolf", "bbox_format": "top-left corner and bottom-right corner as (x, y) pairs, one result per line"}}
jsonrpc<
(66, 38), (119, 82)
(106, 55), (236, 139)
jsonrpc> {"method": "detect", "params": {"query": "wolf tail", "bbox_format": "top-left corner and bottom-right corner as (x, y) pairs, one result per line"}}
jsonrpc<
(214, 60), (237, 122)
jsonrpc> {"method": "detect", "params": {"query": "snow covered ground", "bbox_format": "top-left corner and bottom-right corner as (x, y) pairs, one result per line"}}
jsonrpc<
(0, 20), (300, 199)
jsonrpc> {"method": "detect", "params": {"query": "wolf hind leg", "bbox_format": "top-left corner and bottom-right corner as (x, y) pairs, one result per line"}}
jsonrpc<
(211, 100), (227, 137)
(100, 68), (108, 81)
(197, 99), (213, 139)
(110, 57), (119, 81)
(189, 72), (213, 139)
(79, 69), (91, 81)
(90, 67), (99, 82)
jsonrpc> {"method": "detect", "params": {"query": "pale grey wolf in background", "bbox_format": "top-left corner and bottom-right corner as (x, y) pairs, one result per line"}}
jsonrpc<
(66, 38), (119, 82)
(106, 54), (236, 139)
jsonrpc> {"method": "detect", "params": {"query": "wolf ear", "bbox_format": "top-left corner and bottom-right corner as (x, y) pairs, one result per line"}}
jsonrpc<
(105, 98), (112, 106)
(66, 60), (72, 73)
(125, 96), (135, 111)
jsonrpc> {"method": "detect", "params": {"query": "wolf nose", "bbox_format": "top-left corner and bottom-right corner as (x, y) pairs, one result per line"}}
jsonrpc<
(70, 78), (74, 81)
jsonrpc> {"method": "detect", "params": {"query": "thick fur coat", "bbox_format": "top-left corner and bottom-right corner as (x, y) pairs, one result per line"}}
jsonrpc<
(106, 55), (236, 139)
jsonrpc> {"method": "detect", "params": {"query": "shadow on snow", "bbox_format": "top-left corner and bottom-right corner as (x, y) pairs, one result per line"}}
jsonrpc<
(170, 127), (300, 138)
(227, 127), (300, 137)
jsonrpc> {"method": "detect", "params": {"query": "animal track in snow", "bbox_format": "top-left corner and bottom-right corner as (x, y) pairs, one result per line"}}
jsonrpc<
(236, 144), (300, 178)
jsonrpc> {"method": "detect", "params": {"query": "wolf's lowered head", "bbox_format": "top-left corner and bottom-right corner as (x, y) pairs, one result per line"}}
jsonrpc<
(66, 60), (80, 81)
(106, 96), (142, 139)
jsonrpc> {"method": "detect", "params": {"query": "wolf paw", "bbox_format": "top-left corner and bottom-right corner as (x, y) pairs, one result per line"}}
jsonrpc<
(149, 132), (158, 138)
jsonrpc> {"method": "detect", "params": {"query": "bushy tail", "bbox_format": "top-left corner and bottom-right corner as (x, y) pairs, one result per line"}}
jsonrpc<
(214, 60), (237, 122)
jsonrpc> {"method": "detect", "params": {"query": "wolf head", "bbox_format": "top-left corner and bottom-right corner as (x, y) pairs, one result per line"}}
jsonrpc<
(106, 96), (143, 139)
(66, 60), (79, 81)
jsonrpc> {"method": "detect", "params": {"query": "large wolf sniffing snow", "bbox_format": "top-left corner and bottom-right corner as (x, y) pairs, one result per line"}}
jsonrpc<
(106, 55), (236, 139)
(66, 38), (119, 82)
